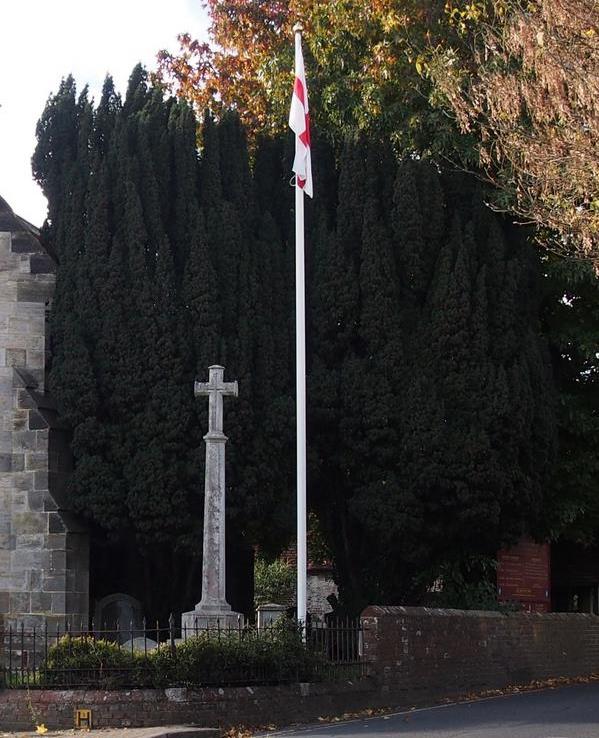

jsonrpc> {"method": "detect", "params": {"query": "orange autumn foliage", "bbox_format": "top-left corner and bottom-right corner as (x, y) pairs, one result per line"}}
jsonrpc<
(155, 1), (445, 142)
(157, 0), (599, 260)
(430, 0), (599, 260)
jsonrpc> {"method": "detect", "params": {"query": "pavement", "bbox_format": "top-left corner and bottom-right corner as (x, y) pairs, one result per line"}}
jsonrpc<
(260, 683), (599, 738)
(1, 728), (218, 738)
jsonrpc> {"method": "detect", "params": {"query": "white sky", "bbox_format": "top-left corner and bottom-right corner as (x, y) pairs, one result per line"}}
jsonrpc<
(0, 0), (209, 227)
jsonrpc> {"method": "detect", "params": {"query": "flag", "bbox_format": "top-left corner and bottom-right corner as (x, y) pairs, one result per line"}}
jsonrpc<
(289, 31), (313, 198)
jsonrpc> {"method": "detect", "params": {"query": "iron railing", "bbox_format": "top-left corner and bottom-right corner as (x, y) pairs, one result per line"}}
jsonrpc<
(0, 617), (363, 689)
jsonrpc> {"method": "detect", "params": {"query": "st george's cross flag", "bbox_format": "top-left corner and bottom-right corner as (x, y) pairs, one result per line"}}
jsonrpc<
(289, 31), (313, 198)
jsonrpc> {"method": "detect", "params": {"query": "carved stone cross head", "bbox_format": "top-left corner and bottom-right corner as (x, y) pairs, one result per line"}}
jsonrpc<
(194, 365), (238, 436)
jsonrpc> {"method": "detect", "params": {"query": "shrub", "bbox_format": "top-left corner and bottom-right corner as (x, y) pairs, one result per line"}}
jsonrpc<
(254, 556), (295, 609)
(37, 624), (329, 689)
(169, 622), (324, 686)
(38, 636), (144, 688)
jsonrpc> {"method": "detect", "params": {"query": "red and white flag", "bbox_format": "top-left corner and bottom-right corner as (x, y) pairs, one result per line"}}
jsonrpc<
(289, 31), (313, 198)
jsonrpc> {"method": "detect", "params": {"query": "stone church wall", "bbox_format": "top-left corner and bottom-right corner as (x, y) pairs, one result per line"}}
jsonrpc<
(0, 197), (88, 628)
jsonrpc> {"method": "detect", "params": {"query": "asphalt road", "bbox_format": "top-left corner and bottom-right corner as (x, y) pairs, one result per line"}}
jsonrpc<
(266, 684), (599, 738)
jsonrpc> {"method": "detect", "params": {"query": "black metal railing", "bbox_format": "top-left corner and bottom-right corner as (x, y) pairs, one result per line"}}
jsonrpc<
(0, 617), (363, 689)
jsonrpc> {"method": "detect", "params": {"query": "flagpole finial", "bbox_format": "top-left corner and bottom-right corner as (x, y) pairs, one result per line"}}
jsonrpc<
(293, 22), (304, 35)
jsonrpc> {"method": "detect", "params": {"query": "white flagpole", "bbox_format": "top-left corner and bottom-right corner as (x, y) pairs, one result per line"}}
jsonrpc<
(294, 22), (308, 633)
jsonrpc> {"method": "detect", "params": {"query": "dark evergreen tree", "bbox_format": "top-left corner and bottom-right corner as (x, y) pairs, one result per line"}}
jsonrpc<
(34, 69), (297, 617)
(32, 76), (80, 261)
(92, 76), (121, 164)
(36, 67), (587, 618)
(542, 260), (599, 542)
(308, 146), (558, 610)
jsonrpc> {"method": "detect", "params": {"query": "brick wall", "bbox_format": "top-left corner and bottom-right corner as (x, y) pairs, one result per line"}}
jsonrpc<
(361, 606), (599, 703)
(0, 680), (377, 731)
(3, 607), (599, 731)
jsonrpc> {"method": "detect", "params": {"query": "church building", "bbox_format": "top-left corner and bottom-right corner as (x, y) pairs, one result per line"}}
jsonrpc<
(0, 195), (88, 628)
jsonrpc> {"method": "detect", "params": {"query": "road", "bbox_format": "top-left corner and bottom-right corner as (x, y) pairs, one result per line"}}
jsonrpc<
(265, 684), (599, 738)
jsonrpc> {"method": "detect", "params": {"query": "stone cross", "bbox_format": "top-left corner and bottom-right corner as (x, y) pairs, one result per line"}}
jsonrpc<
(182, 365), (242, 631)
(195, 365), (238, 438)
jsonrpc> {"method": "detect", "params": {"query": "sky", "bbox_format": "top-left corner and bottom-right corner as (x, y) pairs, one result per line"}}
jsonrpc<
(0, 0), (209, 227)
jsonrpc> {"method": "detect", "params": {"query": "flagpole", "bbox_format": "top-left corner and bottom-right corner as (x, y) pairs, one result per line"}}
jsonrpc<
(293, 22), (308, 634)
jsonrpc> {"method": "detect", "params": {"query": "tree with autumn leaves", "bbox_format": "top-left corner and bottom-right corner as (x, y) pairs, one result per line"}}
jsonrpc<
(156, 0), (454, 150)
(157, 0), (599, 262)
(429, 0), (599, 260)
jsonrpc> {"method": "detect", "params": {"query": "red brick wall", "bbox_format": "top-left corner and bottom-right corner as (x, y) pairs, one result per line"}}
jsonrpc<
(361, 606), (599, 702)
(0, 681), (377, 732)
(3, 608), (599, 731)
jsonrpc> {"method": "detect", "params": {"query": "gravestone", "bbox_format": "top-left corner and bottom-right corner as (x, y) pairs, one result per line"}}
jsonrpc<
(256, 603), (287, 629)
(95, 592), (144, 640)
(182, 365), (243, 631)
(0, 196), (89, 628)
(121, 636), (159, 652)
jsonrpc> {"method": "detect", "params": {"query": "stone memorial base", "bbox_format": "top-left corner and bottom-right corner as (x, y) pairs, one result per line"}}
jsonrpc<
(181, 604), (244, 635)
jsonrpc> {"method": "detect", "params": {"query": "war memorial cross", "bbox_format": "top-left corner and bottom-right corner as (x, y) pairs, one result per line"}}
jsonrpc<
(181, 365), (241, 630)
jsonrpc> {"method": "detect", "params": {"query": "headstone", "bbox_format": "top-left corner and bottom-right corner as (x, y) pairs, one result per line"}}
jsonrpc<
(95, 593), (144, 642)
(182, 365), (243, 631)
(121, 636), (159, 652)
(256, 603), (287, 629)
